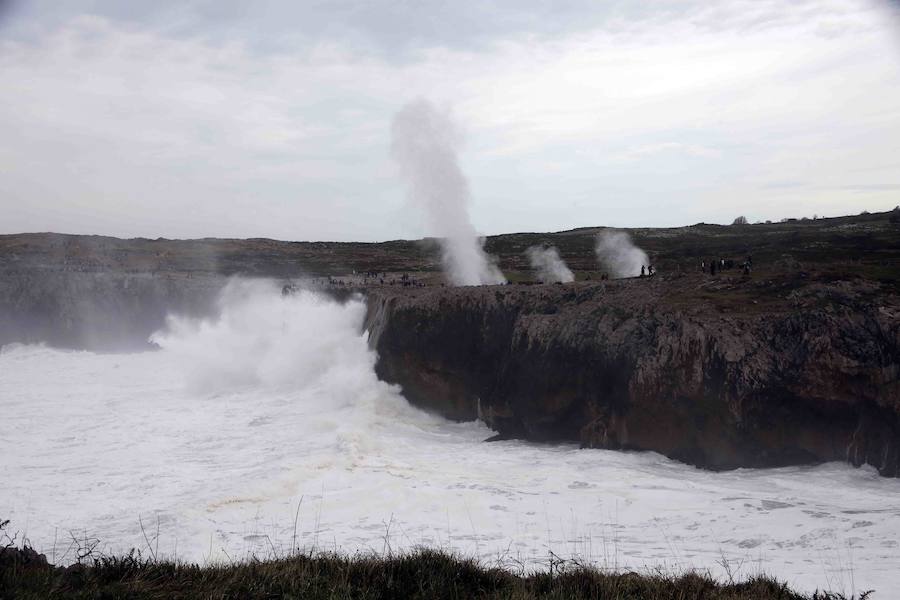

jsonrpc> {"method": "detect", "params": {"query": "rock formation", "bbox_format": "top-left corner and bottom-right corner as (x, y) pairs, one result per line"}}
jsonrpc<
(2, 213), (899, 475)
(366, 275), (900, 476)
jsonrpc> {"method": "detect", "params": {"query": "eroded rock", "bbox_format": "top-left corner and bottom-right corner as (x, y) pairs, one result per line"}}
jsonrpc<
(365, 275), (900, 476)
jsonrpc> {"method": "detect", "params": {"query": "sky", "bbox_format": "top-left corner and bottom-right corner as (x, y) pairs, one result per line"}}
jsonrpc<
(1, 0), (899, 242)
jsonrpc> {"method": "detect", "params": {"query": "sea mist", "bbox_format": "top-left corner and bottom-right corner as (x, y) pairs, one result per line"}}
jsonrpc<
(391, 99), (505, 286)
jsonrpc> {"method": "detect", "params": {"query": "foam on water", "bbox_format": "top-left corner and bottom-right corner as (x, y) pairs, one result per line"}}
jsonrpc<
(1, 280), (898, 595)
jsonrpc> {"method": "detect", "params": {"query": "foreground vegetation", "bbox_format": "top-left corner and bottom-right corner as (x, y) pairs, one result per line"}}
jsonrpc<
(0, 544), (872, 600)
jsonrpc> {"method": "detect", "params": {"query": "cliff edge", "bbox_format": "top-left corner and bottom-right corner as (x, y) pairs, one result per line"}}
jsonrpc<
(366, 273), (900, 476)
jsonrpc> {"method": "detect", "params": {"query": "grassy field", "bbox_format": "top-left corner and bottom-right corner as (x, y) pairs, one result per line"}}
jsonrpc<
(3, 209), (898, 291)
(485, 210), (900, 290)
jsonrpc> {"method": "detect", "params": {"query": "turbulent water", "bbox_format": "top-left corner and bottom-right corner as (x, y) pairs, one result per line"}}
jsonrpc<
(2, 281), (898, 595)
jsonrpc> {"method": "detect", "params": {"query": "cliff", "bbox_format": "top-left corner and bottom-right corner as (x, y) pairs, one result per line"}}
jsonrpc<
(0, 232), (433, 350)
(365, 273), (900, 476)
(3, 214), (899, 474)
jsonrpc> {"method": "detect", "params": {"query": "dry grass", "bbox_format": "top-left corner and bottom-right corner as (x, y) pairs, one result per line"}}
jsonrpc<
(1, 542), (873, 600)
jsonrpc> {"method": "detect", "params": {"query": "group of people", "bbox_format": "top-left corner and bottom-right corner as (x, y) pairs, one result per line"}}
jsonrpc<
(282, 273), (428, 295)
(389, 273), (426, 288)
(325, 273), (427, 288)
(285, 256), (759, 293)
(700, 255), (753, 276)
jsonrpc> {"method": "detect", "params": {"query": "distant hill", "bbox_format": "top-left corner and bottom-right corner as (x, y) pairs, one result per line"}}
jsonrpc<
(2, 209), (899, 289)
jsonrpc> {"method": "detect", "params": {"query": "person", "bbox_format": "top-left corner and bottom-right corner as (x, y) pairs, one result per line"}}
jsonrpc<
(640, 265), (646, 277)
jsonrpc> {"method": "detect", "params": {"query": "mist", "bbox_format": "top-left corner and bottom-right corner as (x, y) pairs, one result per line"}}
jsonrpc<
(525, 245), (574, 283)
(391, 99), (505, 286)
(594, 230), (649, 278)
(149, 279), (381, 397)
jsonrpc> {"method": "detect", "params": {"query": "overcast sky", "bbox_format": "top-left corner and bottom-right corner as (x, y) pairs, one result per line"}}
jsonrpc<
(2, 0), (899, 241)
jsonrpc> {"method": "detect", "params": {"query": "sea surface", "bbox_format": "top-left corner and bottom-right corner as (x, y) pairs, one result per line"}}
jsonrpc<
(2, 281), (898, 595)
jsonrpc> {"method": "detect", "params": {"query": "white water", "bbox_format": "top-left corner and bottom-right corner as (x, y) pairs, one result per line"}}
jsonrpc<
(1, 281), (898, 595)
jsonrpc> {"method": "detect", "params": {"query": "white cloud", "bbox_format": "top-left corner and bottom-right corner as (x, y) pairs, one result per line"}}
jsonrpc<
(619, 143), (722, 160)
(1, 0), (898, 240)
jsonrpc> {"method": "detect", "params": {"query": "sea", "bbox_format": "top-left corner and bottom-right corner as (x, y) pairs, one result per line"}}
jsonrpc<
(2, 280), (897, 595)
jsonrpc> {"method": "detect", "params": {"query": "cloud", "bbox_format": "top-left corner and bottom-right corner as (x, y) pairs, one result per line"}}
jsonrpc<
(0, 0), (898, 240)
(619, 142), (721, 160)
(834, 183), (900, 192)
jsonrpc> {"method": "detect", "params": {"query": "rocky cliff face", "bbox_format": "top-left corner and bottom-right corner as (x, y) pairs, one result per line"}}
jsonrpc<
(3, 229), (899, 476)
(365, 275), (900, 476)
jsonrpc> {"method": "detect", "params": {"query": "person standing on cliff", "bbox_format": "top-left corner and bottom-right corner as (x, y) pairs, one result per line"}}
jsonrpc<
(640, 265), (646, 277)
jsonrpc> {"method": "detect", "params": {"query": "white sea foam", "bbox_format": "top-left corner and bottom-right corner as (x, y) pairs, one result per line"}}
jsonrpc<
(1, 282), (898, 595)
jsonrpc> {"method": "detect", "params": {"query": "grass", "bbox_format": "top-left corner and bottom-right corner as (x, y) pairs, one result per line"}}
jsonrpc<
(3, 546), (868, 600)
(0, 517), (874, 600)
